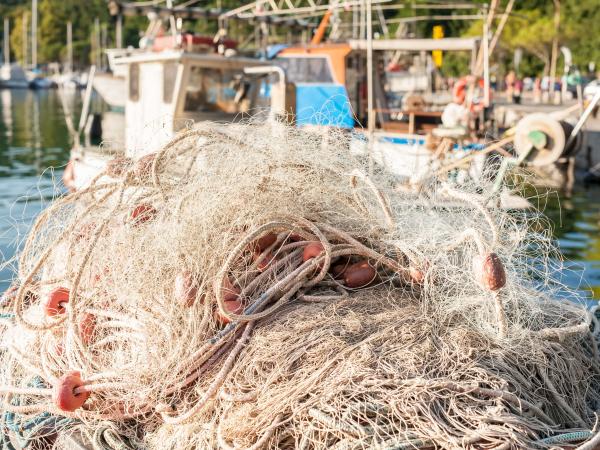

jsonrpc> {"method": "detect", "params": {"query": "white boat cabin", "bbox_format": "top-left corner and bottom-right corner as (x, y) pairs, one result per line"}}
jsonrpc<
(114, 51), (271, 155)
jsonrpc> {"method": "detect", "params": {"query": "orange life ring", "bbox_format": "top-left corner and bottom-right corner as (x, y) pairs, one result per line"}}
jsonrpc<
(452, 77), (491, 110)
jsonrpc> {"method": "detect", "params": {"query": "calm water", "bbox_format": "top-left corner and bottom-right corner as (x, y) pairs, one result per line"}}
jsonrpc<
(0, 90), (599, 300)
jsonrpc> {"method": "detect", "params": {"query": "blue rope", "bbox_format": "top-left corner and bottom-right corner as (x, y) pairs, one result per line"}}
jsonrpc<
(535, 430), (593, 446)
(2, 377), (78, 448)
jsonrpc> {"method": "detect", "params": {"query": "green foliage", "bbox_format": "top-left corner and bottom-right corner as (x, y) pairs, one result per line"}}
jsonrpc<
(0, 0), (598, 77)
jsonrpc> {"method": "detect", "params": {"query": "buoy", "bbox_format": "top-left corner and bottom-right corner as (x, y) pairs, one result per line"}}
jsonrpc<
(78, 313), (96, 344)
(303, 242), (324, 262)
(174, 271), (199, 307)
(44, 287), (70, 317)
(53, 371), (90, 412)
(134, 152), (158, 179)
(214, 299), (244, 325)
(105, 156), (132, 178)
(330, 258), (351, 279)
(222, 277), (241, 302)
(472, 253), (506, 291)
(130, 204), (157, 225)
(344, 261), (376, 288)
(256, 252), (275, 272)
(253, 233), (277, 253)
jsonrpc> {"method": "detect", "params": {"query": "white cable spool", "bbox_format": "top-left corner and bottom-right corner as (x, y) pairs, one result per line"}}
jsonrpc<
(514, 113), (568, 167)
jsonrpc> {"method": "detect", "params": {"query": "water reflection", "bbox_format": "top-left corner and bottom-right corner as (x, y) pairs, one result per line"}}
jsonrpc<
(0, 90), (76, 292)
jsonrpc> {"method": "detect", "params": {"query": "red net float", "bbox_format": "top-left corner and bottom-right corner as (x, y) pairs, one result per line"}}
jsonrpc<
(214, 299), (244, 325)
(303, 242), (324, 263)
(105, 156), (132, 178)
(256, 252), (275, 272)
(330, 258), (351, 280)
(134, 152), (158, 180)
(53, 371), (90, 412)
(44, 287), (70, 317)
(130, 204), (157, 225)
(472, 253), (506, 292)
(174, 271), (199, 307)
(222, 277), (241, 302)
(78, 313), (96, 344)
(253, 233), (277, 254)
(344, 261), (376, 288)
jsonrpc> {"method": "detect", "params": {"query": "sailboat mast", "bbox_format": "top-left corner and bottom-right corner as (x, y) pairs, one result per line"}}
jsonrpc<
(31, 0), (37, 68)
(22, 13), (27, 67)
(3, 18), (9, 66)
(67, 21), (72, 73)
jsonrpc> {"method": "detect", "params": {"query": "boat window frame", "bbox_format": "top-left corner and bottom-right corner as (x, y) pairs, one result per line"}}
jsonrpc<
(274, 54), (337, 85)
(163, 61), (179, 104)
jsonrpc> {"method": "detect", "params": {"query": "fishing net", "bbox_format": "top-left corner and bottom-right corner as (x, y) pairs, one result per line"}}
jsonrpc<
(0, 120), (599, 449)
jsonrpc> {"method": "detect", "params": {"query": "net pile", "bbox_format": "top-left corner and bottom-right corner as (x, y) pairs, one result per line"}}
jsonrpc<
(1, 120), (599, 449)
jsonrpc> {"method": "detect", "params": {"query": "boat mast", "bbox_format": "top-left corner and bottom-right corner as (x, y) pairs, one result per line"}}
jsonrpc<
(31, 0), (37, 68)
(22, 12), (27, 67)
(3, 18), (9, 66)
(67, 21), (72, 73)
(366, 0), (374, 174)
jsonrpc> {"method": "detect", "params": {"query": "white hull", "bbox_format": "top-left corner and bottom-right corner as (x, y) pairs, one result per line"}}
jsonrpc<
(93, 73), (126, 108)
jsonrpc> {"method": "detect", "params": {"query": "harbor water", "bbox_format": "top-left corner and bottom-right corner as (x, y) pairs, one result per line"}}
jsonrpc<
(0, 89), (599, 300)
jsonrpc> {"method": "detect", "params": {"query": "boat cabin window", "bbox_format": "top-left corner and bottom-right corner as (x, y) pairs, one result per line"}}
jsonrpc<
(129, 63), (139, 102)
(183, 66), (255, 114)
(274, 56), (334, 84)
(163, 62), (178, 104)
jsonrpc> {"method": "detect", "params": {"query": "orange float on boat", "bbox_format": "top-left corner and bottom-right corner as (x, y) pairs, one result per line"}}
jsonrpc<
(53, 371), (90, 412)
(44, 287), (70, 317)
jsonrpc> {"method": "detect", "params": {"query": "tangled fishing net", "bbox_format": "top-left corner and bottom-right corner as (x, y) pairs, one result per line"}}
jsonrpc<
(1, 120), (600, 449)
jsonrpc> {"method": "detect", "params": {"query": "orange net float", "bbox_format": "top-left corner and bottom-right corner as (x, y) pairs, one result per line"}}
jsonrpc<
(252, 233), (278, 254)
(214, 299), (244, 325)
(44, 287), (70, 317)
(53, 371), (90, 412)
(174, 270), (200, 307)
(129, 204), (157, 225)
(302, 242), (324, 263)
(472, 253), (506, 292)
(105, 156), (132, 178)
(343, 260), (376, 288)
(78, 313), (96, 345)
(134, 152), (158, 180)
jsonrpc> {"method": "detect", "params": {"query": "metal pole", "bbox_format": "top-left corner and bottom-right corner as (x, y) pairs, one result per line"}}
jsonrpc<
(31, 0), (37, 68)
(3, 18), (9, 66)
(565, 90), (600, 149)
(366, 0), (374, 174)
(482, 22), (490, 107)
(67, 21), (72, 73)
